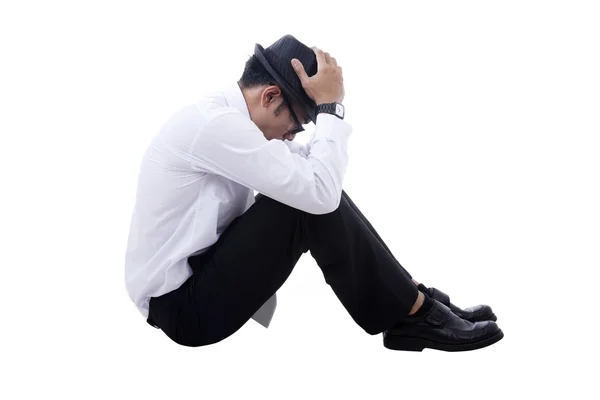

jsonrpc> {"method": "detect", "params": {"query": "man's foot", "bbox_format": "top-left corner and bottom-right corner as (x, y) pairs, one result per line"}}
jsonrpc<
(383, 298), (504, 352)
(419, 284), (497, 322)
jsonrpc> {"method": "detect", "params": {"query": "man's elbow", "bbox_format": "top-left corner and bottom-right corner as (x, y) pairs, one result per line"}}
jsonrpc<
(307, 191), (342, 215)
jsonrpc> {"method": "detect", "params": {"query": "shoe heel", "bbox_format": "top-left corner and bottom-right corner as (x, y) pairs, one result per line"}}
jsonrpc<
(383, 335), (426, 352)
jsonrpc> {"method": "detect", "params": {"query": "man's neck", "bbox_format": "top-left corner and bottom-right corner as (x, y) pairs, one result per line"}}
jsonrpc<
(238, 81), (257, 120)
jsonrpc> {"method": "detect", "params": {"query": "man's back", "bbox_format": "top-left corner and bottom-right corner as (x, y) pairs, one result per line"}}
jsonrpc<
(124, 84), (256, 320)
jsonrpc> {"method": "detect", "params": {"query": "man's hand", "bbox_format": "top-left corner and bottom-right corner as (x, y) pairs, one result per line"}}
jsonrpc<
(291, 46), (345, 105)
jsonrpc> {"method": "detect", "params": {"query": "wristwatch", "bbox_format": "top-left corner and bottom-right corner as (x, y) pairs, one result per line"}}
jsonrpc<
(316, 102), (345, 120)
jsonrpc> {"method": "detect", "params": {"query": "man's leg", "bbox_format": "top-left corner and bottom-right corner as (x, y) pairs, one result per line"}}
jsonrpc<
(340, 192), (499, 323)
(341, 191), (413, 279)
(149, 190), (419, 347)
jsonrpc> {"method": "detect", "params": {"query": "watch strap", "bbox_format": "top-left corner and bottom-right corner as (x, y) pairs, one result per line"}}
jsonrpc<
(316, 102), (344, 119)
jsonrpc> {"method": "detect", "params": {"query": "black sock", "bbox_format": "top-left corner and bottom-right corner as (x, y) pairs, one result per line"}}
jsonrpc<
(390, 291), (435, 328)
(408, 292), (434, 318)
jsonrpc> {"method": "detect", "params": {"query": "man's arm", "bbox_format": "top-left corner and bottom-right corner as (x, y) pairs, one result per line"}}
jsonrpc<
(283, 130), (316, 158)
(284, 140), (308, 158)
(188, 110), (351, 215)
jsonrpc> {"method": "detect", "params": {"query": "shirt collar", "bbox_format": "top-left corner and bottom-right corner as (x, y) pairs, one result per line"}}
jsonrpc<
(223, 82), (251, 120)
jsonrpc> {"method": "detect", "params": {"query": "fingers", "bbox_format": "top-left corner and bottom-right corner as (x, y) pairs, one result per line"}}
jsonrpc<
(302, 46), (345, 104)
(291, 58), (308, 84)
(312, 46), (341, 70)
(312, 46), (327, 68)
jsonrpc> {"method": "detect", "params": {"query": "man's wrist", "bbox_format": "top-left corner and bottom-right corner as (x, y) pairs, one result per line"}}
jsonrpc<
(316, 102), (345, 120)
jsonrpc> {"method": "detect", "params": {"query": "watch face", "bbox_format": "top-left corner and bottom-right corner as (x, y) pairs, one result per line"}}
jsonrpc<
(336, 103), (345, 117)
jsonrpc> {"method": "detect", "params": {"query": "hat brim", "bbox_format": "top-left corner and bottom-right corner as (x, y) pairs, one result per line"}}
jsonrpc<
(254, 44), (317, 124)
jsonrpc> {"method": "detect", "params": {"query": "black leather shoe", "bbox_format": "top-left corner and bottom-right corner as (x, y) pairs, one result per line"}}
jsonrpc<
(383, 299), (504, 352)
(421, 285), (497, 322)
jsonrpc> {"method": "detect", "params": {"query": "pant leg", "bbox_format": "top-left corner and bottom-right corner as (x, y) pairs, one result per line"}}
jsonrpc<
(302, 191), (418, 334)
(341, 191), (413, 279)
(149, 190), (418, 347)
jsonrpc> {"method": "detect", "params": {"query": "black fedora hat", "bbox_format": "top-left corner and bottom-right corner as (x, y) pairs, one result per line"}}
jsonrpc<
(254, 34), (318, 124)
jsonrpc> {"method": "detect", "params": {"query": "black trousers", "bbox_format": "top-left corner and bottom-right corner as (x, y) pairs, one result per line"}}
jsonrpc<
(147, 190), (418, 347)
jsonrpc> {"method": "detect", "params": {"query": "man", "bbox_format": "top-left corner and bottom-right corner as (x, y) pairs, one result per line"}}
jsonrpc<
(124, 34), (504, 352)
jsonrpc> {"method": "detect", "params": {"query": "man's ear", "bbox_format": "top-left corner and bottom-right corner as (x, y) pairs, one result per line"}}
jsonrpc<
(262, 85), (282, 107)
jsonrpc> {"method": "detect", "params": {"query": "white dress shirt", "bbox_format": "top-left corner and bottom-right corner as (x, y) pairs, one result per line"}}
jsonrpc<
(124, 82), (352, 328)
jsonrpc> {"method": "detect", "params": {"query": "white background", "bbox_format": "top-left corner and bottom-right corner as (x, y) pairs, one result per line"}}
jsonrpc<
(1, 0), (599, 398)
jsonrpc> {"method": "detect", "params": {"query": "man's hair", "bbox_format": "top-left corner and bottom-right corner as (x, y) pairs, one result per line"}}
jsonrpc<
(239, 54), (276, 89)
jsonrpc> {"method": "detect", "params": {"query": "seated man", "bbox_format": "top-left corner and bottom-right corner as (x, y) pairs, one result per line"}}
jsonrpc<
(124, 34), (503, 352)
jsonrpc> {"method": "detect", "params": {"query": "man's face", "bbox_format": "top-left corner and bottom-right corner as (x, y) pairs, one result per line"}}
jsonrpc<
(256, 85), (310, 141)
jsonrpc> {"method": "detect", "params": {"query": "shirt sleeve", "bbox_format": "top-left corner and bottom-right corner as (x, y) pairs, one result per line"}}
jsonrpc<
(284, 140), (310, 158)
(189, 110), (352, 214)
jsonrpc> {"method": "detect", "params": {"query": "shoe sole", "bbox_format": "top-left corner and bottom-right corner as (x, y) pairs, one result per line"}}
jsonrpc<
(383, 329), (504, 352)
